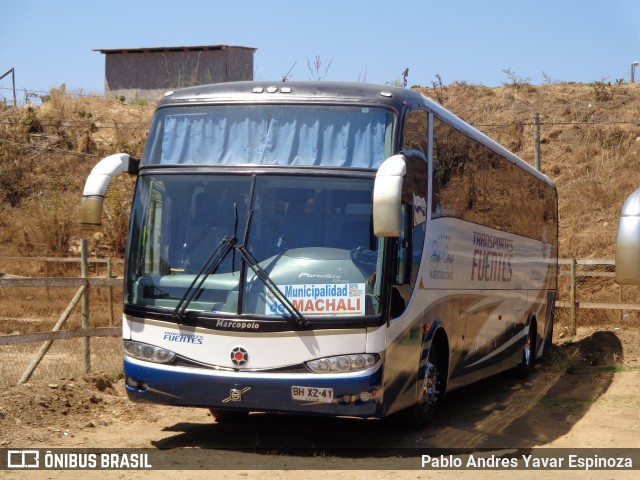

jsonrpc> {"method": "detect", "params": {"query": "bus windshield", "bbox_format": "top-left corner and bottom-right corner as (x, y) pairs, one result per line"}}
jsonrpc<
(142, 105), (394, 168)
(125, 174), (383, 319)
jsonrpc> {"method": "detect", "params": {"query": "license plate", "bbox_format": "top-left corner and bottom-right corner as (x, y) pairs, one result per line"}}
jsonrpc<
(291, 386), (334, 403)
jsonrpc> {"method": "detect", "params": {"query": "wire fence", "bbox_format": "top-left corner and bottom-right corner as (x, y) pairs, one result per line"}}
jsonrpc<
(0, 85), (101, 107)
(0, 253), (124, 387)
(0, 281), (124, 387)
(555, 258), (640, 336)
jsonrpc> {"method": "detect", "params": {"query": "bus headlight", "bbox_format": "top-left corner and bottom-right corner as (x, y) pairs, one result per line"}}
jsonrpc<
(306, 354), (379, 373)
(124, 340), (176, 364)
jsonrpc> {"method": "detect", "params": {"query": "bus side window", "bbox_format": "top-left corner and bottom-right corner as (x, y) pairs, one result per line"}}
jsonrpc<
(403, 109), (428, 154)
(399, 110), (428, 287)
(390, 108), (429, 318)
(391, 200), (426, 317)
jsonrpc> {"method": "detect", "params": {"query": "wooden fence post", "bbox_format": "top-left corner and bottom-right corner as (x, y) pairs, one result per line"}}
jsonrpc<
(534, 113), (541, 171)
(107, 258), (114, 327)
(570, 258), (577, 335)
(81, 239), (91, 373)
(17, 285), (86, 384)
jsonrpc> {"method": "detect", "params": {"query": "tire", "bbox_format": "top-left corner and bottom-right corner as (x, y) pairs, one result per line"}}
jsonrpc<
(393, 345), (443, 429)
(209, 408), (249, 423)
(514, 322), (536, 378)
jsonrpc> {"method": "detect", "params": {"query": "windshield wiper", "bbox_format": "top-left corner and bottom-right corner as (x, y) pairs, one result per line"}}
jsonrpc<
(236, 244), (309, 328)
(237, 176), (309, 329)
(173, 235), (236, 321)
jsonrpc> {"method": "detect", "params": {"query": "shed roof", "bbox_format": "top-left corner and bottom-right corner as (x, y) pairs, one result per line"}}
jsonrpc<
(94, 45), (256, 54)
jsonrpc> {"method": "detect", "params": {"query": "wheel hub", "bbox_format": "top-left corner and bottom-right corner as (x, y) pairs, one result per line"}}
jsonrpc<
(424, 361), (440, 405)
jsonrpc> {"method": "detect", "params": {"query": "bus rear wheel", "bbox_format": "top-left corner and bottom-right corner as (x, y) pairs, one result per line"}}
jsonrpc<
(514, 322), (536, 378)
(209, 408), (249, 423)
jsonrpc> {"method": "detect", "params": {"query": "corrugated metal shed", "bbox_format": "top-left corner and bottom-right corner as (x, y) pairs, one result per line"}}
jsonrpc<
(95, 44), (256, 101)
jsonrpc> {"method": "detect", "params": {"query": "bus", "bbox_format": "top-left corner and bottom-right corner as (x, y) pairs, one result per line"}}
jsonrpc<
(80, 81), (558, 427)
(616, 187), (640, 285)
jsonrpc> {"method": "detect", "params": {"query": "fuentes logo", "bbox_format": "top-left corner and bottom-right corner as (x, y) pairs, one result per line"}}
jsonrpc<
(163, 332), (204, 344)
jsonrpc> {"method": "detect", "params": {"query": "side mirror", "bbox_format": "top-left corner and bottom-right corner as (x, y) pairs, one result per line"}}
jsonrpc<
(80, 153), (139, 230)
(373, 155), (406, 237)
(616, 187), (640, 284)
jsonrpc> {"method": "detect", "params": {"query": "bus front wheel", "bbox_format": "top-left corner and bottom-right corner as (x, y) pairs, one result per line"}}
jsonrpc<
(416, 346), (442, 426)
(394, 345), (443, 429)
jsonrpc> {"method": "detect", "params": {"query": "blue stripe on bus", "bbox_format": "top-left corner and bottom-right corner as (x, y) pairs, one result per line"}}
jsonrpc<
(123, 357), (385, 418)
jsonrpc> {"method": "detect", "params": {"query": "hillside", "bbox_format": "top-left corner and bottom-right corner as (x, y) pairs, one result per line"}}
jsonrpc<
(0, 88), (153, 259)
(418, 81), (640, 260)
(1, 81), (639, 261)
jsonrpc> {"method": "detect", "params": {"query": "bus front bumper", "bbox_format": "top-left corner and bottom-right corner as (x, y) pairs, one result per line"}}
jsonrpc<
(123, 356), (384, 418)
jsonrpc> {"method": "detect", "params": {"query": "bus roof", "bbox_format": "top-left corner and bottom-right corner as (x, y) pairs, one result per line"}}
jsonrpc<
(159, 80), (422, 110)
(158, 81), (555, 188)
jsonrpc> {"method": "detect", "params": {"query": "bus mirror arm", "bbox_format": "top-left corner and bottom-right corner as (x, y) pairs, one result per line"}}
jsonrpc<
(616, 187), (640, 284)
(372, 155), (407, 237)
(79, 153), (137, 230)
(127, 156), (140, 175)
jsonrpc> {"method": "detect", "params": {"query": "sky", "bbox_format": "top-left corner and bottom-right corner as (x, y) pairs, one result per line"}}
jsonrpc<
(1, 0), (640, 103)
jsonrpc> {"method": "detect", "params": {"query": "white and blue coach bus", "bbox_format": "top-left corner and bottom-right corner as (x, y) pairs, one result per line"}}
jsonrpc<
(80, 81), (558, 427)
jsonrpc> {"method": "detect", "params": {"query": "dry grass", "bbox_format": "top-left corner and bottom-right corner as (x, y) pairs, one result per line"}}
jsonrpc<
(417, 82), (640, 260)
(2, 83), (638, 258)
(0, 90), (153, 257)
(2, 83), (639, 259)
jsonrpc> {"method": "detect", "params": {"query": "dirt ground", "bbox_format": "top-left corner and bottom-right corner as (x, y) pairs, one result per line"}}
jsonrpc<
(2, 325), (640, 479)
